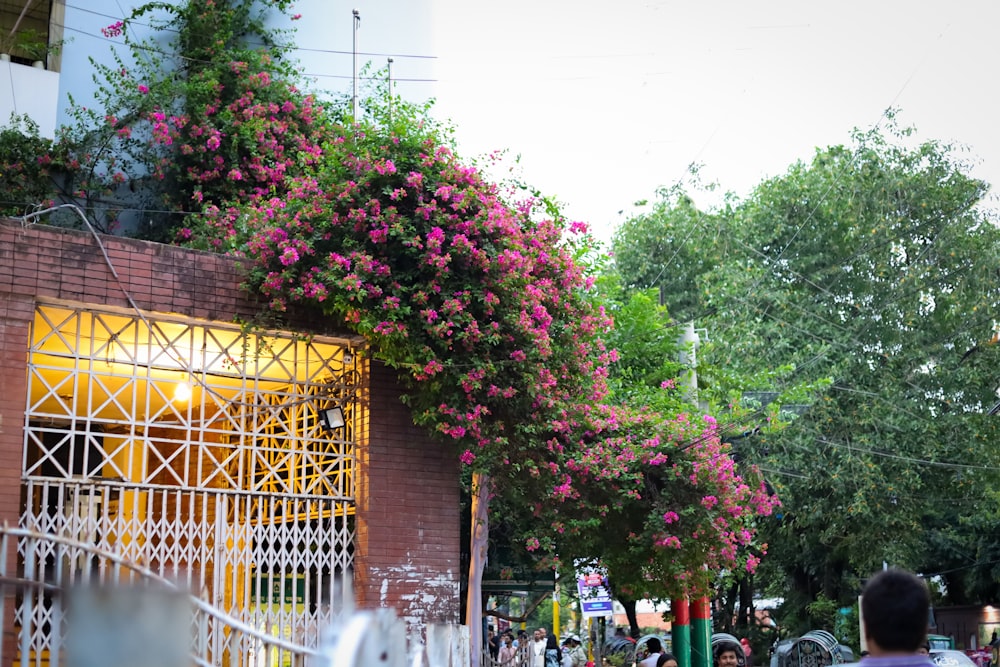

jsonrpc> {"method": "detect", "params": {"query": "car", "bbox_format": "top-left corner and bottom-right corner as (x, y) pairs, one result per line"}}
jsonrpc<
(928, 635), (956, 651)
(930, 650), (978, 667)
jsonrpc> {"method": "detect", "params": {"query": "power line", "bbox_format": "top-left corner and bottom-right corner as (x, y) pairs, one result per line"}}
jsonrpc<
(922, 557), (1000, 578)
(55, 23), (438, 83)
(814, 437), (1000, 472)
(63, 3), (438, 61)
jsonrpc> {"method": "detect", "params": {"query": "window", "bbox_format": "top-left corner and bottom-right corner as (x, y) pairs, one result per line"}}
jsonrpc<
(0, 0), (63, 70)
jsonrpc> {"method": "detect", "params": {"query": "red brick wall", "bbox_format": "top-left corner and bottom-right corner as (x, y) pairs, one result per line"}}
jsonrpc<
(0, 218), (262, 321)
(355, 360), (462, 628)
(0, 219), (461, 634)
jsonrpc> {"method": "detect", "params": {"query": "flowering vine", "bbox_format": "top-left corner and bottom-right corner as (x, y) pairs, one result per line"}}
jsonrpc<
(0, 0), (779, 601)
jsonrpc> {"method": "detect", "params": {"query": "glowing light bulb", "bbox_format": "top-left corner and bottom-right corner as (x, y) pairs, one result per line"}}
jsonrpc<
(173, 382), (192, 402)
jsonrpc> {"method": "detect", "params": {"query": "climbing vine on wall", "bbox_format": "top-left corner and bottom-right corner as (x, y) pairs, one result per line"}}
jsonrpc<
(4, 0), (776, 601)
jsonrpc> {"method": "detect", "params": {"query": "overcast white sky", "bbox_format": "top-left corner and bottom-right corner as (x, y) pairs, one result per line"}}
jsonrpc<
(296, 0), (1000, 242)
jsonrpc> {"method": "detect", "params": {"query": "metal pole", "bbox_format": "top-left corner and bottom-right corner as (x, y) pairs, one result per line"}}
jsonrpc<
(673, 598), (691, 667)
(595, 617), (604, 667)
(352, 9), (360, 122)
(691, 597), (712, 667)
(553, 574), (560, 639)
(387, 57), (394, 122)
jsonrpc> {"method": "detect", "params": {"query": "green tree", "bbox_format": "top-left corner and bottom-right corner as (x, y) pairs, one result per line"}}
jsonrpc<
(614, 116), (1000, 619)
(612, 182), (730, 325)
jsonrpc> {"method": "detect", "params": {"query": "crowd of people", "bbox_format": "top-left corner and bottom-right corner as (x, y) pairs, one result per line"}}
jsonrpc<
(487, 626), (588, 667)
(488, 568), (935, 667)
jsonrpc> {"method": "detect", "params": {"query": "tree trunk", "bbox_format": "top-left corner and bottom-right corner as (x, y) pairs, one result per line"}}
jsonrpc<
(620, 598), (640, 638)
(467, 472), (491, 667)
(719, 582), (738, 633)
(736, 575), (754, 631)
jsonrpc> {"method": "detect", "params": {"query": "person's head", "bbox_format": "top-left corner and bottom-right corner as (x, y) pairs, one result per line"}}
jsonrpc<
(657, 653), (679, 667)
(534, 629), (543, 642)
(546, 635), (559, 650)
(539, 627), (548, 639)
(715, 646), (740, 667)
(647, 638), (663, 655)
(861, 569), (930, 654)
(503, 633), (513, 646)
(917, 642), (930, 656)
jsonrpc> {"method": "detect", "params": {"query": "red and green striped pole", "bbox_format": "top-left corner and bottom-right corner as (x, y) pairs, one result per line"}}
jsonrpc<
(691, 596), (712, 667)
(672, 598), (690, 667)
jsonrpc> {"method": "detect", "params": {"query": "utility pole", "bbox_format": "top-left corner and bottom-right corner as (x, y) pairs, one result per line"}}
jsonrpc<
(352, 8), (360, 122)
(678, 322), (699, 405)
(677, 323), (712, 667)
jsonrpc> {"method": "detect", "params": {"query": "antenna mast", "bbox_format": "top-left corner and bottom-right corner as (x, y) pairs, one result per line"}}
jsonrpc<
(387, 57), (394, 122)
(352, 9), (360, 122)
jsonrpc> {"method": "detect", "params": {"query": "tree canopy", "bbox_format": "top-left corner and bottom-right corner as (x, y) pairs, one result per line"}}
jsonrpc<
(612, 117), (1000, 623)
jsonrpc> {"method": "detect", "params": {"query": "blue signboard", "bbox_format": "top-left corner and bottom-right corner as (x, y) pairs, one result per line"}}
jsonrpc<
(576, 569), (613, 618)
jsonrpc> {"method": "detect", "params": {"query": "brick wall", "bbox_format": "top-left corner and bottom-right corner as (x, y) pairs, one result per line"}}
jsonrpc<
(356, 360), (462, 628)
(0, 219), (461, 638)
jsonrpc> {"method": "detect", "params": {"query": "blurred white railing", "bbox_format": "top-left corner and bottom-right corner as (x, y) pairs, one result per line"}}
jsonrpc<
(0, 524), (470, 667)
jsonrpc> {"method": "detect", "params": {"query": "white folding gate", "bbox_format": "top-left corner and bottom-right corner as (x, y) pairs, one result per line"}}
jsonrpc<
(19, 302), (361, 664)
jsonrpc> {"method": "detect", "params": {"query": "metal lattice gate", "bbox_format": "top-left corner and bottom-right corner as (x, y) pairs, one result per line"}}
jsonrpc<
(19, 302), (361, 664)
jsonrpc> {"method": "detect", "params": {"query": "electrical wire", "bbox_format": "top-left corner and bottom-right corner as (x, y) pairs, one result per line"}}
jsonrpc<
(55, 23), (439, 83)
(921, 558), (1000, 578)
(814, 437), (1000, 472)
(63, 2), (438, 61)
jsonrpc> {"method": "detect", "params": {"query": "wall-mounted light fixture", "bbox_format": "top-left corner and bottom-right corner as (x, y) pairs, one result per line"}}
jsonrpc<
(319, 406), (345, 431)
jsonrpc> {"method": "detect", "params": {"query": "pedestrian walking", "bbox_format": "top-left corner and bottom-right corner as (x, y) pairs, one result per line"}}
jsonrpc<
(859, 568), (934, 667)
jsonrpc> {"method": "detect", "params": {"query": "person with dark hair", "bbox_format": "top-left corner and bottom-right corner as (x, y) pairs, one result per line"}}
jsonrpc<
(715, 645), (740, 667)
(545, 634), (562, 667)
(657, 653), (679, 667)
(860, 569), (934, 665)
(562, 635), (587, 667)
(499, 632), (519, 665)
(639, 638), (664, 667)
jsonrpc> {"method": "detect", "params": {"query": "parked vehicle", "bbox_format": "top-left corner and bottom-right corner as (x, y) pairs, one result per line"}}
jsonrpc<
(603, 636), (637, 666)
(770, 631), (851, 667)
(928, 636), (957, 651)
(930, 650), (977, 667)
